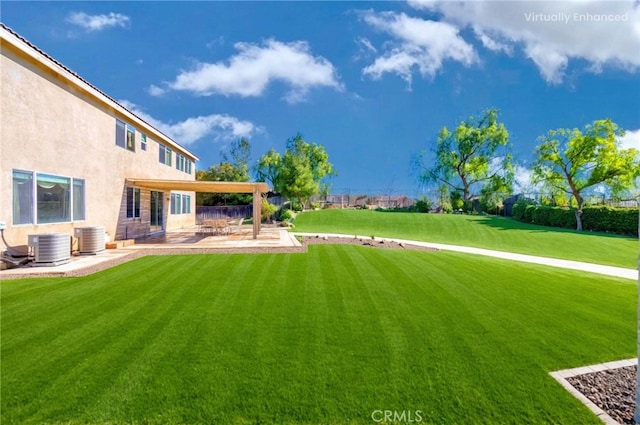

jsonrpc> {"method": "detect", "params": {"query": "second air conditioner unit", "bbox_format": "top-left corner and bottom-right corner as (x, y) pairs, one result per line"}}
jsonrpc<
(74, 226), (105, 255)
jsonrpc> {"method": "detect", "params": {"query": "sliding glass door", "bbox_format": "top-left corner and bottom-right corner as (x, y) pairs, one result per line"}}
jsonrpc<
(150, 191), (163, 233)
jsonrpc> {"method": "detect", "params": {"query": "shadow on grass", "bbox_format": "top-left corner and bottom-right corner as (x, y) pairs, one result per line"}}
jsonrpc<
(473, 215), (637, 241)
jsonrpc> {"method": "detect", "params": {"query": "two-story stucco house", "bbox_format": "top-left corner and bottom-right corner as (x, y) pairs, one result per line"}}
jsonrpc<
(0, 23), (199, 248)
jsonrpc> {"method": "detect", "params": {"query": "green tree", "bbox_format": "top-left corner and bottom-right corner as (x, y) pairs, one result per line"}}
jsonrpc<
(222, 137), (251, 181)
(254, 148), (282, 189)
(197, 138), (253, 206)
(418, 108), (514, 205)
(255, 134), (336, 208)
(531, 119), (640, 231)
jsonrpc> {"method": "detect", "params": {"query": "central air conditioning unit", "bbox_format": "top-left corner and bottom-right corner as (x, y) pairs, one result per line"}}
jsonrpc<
(27, 233), (71, 266)
(74, 226), (105, 255)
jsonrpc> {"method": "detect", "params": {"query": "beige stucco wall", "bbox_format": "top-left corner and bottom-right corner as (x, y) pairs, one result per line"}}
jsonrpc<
(1, 39), (196, 248)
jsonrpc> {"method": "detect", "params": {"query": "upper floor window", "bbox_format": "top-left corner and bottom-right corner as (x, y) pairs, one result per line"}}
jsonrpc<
(116, 119), (135, 152)
(159, 143), (172, 166)
(141, 133), (147, 151)
(176, 154), (186, 172)
(175, 154), (193, 174)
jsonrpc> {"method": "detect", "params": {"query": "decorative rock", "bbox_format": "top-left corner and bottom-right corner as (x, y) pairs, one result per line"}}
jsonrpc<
(567, 365), (637, 425)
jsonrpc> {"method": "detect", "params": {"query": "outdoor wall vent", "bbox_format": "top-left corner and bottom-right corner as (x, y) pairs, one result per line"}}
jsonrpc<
(27, 233), (71, 266)
(74, 226), (105, 255)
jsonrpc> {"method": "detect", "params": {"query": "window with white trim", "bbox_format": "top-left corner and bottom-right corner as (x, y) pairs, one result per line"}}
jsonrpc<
(116, 119), (135, 152)
(13, 169), (86, 225)
(159, 143), (172, 166)
(182, 195), (191, 214)
(141, 133), (147, 151)
(73, 179), (86, 221)
(170, 193), (181, 214)
(12, 169), (33, 225)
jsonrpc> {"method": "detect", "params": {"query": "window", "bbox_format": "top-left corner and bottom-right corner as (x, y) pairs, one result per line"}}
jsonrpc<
(12, 170), (33, 225)
(12, 169), (85, 224)
(170, 193), (182, 214)
(126, 125), (135, 151)
(175, 154), (193, 174)
(170, 194), (191, 214)
(37, 173), (71, 224)
(165, 147), (172, 166)
(73, 179), (86, 221)
(182, 195), (189, 214)
(176, 154), (186, 172)
(159, 143), (172, 166)
(116, 119), (135, 152)
(126, 187), (141, 218)
(115, 119), (126, 148)
(159, 143), (165, 164)
(141, 133), (147, 151)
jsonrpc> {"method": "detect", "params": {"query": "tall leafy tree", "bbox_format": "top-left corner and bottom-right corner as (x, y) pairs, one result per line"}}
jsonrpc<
(254, 134), (336, 208)
(531, 119), (639, 231)
(418, 108), (514, 205)
(254, 148), (282, 189)
(197, 138), (253, 206)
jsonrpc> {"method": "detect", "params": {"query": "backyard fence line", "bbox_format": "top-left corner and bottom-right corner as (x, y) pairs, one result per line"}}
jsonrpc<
(196, 205), (253, 222)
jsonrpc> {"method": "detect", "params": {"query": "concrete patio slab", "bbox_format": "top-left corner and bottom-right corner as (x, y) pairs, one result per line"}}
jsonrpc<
(1, 227), (303, 280)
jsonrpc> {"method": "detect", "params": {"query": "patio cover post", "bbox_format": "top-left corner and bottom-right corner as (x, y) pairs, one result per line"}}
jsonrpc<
(253, 186), (261, 239)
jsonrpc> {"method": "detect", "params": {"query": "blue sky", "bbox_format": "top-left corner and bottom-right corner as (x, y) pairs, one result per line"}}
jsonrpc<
(3, 1), (639, 197)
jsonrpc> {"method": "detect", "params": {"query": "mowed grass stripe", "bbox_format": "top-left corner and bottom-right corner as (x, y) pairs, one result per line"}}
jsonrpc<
(292, 209), (638, 268)
(1, 246), (635, 424)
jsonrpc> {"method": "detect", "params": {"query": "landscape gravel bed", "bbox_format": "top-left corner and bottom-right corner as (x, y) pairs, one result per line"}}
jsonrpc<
(567, 365), (637, 425)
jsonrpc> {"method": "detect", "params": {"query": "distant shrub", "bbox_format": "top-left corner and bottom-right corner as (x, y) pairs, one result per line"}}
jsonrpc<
(512, 199), (535, 221)
(582, 206), (638, 236)
(261, 199), (278, 223)
(412, 199), (431, 213)
(278, 208), (294, 222)
(512, 202), (638, 236)
(523, 205), (536, 223)
(290, 201), (303, 212)
(530, 206), (575, 229)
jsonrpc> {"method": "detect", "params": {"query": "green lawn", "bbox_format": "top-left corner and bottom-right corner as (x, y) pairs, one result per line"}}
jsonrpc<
(292, 209), (639, 268)
(2, 247), (635, 424)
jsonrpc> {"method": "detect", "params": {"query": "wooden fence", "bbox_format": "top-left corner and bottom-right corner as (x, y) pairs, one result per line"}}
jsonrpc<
(196, 205), (253, 222)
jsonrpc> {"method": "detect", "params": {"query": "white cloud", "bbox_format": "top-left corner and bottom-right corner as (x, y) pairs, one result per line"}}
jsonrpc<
(66, 12), (130, 32)
(473, 29), (512, 54)
(356, 37), (377, 54)
(361, 11), (477, 85)
(147, 85), (166, 97)
(618, 128), (640, 151)
(513, 165), (539, 193)
(119, 100), (260, 145)
(410, 1), (640, 84)
(158, 39), (342, 103)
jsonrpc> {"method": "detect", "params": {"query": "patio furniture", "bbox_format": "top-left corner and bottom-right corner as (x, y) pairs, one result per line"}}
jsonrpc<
(214, 219), (229, 235)
(227, 218), (244, 234)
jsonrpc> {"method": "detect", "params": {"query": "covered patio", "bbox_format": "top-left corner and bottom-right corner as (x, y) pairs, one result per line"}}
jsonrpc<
(125, 179), (270, 239)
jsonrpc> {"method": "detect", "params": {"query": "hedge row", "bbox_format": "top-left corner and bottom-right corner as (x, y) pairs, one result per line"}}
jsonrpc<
(512, 202), (639, 236)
